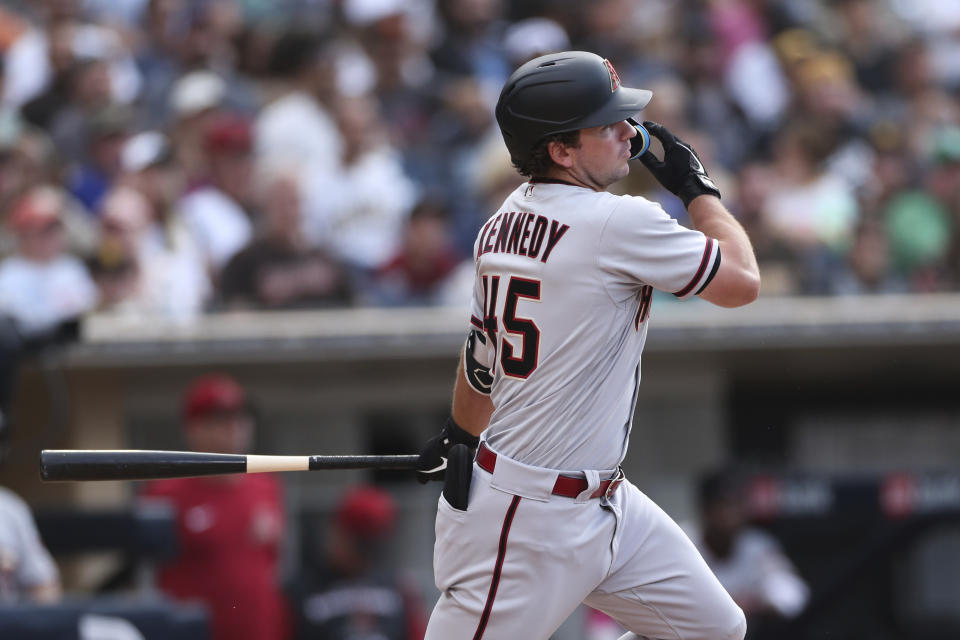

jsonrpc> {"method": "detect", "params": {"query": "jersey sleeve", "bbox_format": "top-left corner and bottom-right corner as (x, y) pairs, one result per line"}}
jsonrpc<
(597, 196), (720, 300)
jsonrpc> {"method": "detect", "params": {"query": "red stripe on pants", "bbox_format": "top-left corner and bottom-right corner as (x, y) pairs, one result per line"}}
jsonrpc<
(473, 495), (522, 639)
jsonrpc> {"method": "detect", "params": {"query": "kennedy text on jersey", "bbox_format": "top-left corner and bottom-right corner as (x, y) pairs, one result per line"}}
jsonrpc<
(476, 211), (570, 263)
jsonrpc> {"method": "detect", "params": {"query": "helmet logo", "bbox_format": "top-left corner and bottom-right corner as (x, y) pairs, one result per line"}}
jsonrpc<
(603, 59), (621, 92)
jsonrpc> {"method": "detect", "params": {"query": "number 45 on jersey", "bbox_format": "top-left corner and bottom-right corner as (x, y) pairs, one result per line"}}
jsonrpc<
(482, 275), (541, 379)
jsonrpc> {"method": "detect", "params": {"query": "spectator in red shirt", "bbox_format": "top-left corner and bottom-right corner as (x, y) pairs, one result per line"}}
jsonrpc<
(142, 374), (289, 640)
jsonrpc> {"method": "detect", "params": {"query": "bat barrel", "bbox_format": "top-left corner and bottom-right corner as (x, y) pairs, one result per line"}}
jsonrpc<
(40, 450), (246, 481)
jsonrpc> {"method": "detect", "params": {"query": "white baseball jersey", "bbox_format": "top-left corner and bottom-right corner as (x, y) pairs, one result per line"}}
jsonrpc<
(468, 179), (720, 471)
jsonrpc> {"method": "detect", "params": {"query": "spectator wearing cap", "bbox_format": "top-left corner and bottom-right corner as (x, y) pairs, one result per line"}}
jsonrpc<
(65, 104), (133, 212)
(120, 130), (184, 224)
(0, 185), (97, 337)
(285, 485), (427, 640)
(163, 71), (233, 190)
(340, 0), (436, 144)
(501, 17), (570, 69)
(141, 374), (290, 640)
(0, 127), (66, 255)
(121, 131), (209, 312)
(177, 113), (256, 276)
(135, 1), (258, 129)
(0, 182), (95, 438)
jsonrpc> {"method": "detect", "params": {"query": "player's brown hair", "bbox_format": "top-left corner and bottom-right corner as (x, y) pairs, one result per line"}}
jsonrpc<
(515, 130), (581, 178)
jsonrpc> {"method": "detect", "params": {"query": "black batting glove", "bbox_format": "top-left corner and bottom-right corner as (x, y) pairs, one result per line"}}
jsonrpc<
(639, 121), (721, 208)
(417, 416), (479, 484)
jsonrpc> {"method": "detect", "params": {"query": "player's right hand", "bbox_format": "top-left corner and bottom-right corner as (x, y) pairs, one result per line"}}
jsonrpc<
(639, 121), (721, 207)
(417, 416), (479, 484)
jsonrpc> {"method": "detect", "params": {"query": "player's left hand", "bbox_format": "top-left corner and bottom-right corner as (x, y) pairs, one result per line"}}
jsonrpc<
(639, 121), (721, 207)
(417, 416), (479, 483)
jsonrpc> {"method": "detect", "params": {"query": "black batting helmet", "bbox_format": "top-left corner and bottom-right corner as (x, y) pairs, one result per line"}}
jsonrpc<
(495, 51), (653, 167)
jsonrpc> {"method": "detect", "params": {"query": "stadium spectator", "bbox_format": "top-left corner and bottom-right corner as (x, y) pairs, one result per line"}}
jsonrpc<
(219, 168), (351, 309)
(141, 374), (289, 640)
(884, 126), (960, 291)
(0, 127), (61, 254)
(45, 57), (118, 167)
(0, 485), (61, 603)
(65, 104), (132, 212)
(143, 0), (260, 126)
(178, 113), (256, 276)
(371, 197), (466, 307)
(285, 485), (427, 640)
(120, 130), (210, 312)
(0, 185), (93, 439)
(0, 186), (97, 337)
(828, 0), (902, 96)
(0, 0), (953, 308)
(407, 74), (499, 255)
(90, 184), (208, 319)
(340, 0), (435, 147)
(828, 217), (909, 295)
(690, 470), (810, 634)
(166, 70), (230, 185)
(760, 120), (860, 293)
(0, 7), (51, 110)
(253, 31), (342, 185)
(19, 20), (80, 132)
(301, 93), (417, 278)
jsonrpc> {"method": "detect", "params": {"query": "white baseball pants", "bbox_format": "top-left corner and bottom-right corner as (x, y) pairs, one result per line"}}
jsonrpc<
(424, 445), (745, 640)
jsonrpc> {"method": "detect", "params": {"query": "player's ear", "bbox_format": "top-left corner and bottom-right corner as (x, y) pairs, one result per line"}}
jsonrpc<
(547, 139), (575, 168)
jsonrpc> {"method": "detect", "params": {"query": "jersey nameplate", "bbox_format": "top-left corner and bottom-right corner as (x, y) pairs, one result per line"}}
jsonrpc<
(476, 211), (570, 263)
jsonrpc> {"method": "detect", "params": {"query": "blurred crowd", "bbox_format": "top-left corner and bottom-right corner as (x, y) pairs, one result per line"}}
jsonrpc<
(0, 0), (958, 339)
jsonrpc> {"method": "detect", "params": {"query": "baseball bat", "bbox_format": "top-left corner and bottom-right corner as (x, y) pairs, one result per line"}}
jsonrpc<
(39, 449), (421, 482)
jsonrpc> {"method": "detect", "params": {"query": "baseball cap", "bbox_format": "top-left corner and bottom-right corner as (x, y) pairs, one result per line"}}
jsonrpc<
(7, 187), (63, 233)
(121, 131), (173, 173)
(170, 71), (227, 119)
(204, 114), (253, 155)
(502, 18), (570, 65)
(182, 375), (249, 421)
(88, 105), (133, 140)
(343, 0), (405, 27)
(335, 486), (397, 539)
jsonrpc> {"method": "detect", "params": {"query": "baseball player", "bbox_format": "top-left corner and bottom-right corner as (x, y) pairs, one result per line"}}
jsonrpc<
(417, 51), (760, 640)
